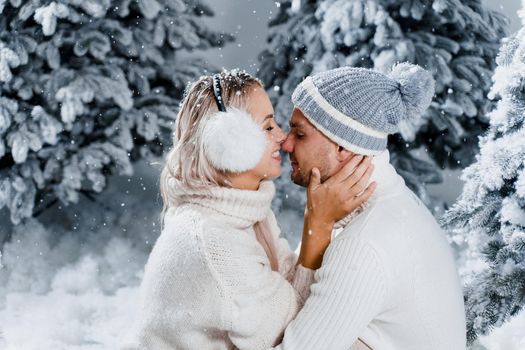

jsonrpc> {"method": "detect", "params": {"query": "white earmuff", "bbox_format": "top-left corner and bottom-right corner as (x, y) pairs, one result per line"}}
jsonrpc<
(202, 107), (267, 173)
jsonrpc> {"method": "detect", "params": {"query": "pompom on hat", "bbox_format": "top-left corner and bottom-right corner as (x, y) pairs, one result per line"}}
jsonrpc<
(291, 62), (435, 155)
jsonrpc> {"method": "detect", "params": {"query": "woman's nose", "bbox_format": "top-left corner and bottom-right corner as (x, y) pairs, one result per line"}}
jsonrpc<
(272, 126), (286, 144)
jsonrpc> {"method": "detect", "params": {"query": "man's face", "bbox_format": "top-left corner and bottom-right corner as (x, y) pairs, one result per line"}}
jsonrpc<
(282, 108), (339, 187)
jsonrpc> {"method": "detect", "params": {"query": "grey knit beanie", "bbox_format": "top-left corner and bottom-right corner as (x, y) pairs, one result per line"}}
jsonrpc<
(291, 62), (435, 155)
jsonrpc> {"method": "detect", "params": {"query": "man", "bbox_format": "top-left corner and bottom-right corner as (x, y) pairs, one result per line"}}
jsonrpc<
(273, 63), (467, 349)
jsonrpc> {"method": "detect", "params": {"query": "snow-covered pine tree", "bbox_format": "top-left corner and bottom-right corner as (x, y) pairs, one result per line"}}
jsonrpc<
(442, 1), (525, 343)
(0, 0), (232, 225)
(258, 0), (508, 216)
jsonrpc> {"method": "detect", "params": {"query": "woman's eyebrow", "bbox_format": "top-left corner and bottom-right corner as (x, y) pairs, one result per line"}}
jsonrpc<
(259, 114), (274, 124)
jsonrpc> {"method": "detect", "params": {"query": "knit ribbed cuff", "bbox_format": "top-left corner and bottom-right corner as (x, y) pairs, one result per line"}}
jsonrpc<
(292, 77), (388, 155)
(292, 265), (316, 302)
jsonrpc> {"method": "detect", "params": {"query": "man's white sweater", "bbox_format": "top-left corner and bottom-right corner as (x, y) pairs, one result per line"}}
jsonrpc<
(272, 150), (467, 350)
(121, 180), (315, 350)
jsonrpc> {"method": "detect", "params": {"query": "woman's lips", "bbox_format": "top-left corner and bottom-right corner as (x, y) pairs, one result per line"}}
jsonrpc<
(272, 150), (282, 162)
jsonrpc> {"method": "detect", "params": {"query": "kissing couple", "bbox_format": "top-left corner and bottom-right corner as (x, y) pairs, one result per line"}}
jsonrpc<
(123, 64), (467, 350)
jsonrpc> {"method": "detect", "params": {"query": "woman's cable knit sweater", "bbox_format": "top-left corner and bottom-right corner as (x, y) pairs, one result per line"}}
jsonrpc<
(122, 180), (315, 350)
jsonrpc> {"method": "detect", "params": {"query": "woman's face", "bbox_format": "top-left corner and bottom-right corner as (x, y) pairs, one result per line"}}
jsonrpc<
(244, 86), (285, 180)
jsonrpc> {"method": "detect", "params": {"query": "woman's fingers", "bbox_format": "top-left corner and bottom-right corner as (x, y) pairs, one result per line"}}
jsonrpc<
(346, 164), (374, 196)
(342, 157), (373, 189)
(307, 167), (321, 203)
(306, 167), (322, 214)
(348, 182), (377, 210)
(304, 155), (376, 225)
(308, 168), (321, 191)
(325, 155), (364, 185)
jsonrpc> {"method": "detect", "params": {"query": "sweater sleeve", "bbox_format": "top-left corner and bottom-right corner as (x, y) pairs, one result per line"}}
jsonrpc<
(203, 225), (314, 350)
(265, 211), (315, 301)
(270, 237), (388, 350)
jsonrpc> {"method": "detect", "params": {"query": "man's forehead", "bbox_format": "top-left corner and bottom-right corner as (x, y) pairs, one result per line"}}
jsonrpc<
(289, 110), (312, 128)
(289, 108), (333, 144)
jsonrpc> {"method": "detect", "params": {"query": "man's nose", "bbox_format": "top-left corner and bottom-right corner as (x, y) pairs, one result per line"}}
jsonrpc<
(281, 133), (294, 153)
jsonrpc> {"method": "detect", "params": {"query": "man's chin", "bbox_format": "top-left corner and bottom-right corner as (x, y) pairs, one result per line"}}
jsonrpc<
(290, 173), (308, 187)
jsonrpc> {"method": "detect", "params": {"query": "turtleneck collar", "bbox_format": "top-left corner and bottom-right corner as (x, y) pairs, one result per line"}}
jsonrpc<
(166, 178), (275, 229)
(334, 150), (405, 229)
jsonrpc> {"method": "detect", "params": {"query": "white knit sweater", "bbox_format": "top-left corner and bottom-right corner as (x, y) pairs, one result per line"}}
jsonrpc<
(122, 180), (315, 350)
(271, 150), (466, 350)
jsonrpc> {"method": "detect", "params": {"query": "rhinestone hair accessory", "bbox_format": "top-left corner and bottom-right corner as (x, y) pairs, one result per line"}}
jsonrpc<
(212, 74), (226, 112)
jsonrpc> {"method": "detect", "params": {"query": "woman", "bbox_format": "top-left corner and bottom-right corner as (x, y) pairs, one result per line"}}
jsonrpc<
(123, 70), (375, 349)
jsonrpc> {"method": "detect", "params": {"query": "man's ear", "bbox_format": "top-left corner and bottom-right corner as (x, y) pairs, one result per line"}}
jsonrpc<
(336, 146), (354, 162)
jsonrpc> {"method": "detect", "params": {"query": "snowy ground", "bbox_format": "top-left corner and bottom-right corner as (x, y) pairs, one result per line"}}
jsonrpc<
(0, 161), (160, 349)
(0, 160), (524, 349)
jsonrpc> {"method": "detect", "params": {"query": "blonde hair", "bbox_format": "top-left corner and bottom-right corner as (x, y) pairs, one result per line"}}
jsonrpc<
(159, 70), (279, 271)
